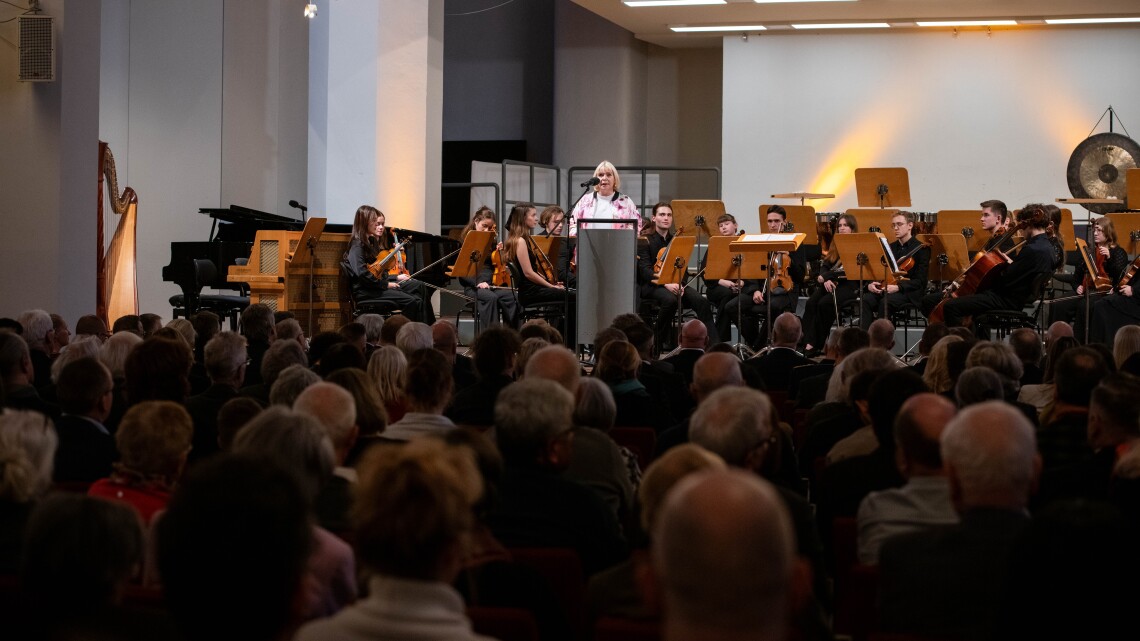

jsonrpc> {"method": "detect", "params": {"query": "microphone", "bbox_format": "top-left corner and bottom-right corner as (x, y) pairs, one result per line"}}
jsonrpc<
(288, 199), (308, 212)
(580, 177), (600, 188)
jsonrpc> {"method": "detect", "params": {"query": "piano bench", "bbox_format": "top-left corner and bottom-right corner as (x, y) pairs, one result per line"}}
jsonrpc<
(170, 295), (248, 330)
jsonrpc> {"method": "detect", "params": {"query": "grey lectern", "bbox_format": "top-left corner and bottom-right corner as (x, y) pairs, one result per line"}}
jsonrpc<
(576, 218), (639, 350)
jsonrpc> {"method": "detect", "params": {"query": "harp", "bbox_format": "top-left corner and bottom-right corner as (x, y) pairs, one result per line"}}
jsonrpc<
(97, 142), (139, 326)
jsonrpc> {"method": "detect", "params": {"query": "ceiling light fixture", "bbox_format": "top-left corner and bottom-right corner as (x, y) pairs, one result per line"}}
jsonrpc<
(624, 0), (725, 6)
(1044, 17), (1140, 25)
(754, 0), (856, 3)
(671, 24), (768, 32)
(916, 20), (1017, 27)
(790, 22), (890, 29)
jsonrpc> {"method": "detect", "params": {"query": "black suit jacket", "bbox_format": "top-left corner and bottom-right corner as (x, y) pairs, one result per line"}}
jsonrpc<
(745, 347), (813, 392)
(661, 349), (704, 386)
(53, 414), (117, 483)
(185, 383), (239, 463)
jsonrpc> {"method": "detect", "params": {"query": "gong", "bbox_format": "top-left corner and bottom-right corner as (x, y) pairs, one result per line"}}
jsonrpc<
(1067, 132), (1140, 214)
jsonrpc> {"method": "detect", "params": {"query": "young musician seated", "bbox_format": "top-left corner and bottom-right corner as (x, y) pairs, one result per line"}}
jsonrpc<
(538, 204), (576, 288)
(747, 205), (806, 347)
(703, 213), (746, 343)
(637, 202), (719, 351)
(922, 204), (1055, 329)
(504, 202), (575, 342)
(458, 207), (519, 333)
(979, 199), (1015, 253)
(802, 213), (858, 354)
(1052, 216), (1128, 339)
(859, 211), (929, 330)
(344, 205), (432, 323)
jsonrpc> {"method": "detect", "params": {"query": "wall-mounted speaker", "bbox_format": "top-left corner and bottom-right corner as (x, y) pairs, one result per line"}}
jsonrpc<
(19, 15), (55, 82)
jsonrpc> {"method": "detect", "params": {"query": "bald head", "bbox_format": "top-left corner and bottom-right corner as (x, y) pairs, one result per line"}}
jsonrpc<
(868, 319), (895, 350)
(431, 321), (459, 363)
(1045, 321), (1073, 349)
(653, 470), (794, 640)
(894, 393), (956, 476)
(772, 312), (802, 347)
(942, 401), (1039, 512)
(691, 352), (743, 401)
(293, 382), (358, 458)
(689, 387), (773, 470)
(678, 320), (708, 349)
(524, 345), (582, 396)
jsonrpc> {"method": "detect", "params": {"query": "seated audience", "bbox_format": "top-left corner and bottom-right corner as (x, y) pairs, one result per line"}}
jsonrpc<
(184, 331), (247, 463)
(294, 382), (359, 534)
(0, 409), (57, 573)
(52, 357), (117, 483)
(595, 340), (673, 434)
(446, 327), (521, 426)
(384, 348), (456, 440)
(367, 345), (409, 424)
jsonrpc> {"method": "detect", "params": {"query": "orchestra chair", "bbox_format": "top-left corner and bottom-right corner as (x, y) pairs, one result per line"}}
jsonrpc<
(594, 616), (661, 641)
(888, 301), (926, 358)
(505, 262), (568, 331)
(609, 426), (656, 470)
(340, 261), (404, 319)
(169, 258), (248, 330)
(466, 606), (540, 641)
(973, 271), (1054, 340)
(507, 547), (586, 639)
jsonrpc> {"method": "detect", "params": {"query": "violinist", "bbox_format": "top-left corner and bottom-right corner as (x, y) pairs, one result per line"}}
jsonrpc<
(503, 202), (575, 339)
(1090, 250), (1140, 346)
(1053, 216), (1127, 339)
(801, 213), (858, 355)
(859, 211), (929, 330)
(704, 213), (746, 342)
(538, 204), (576, 288)
(637, 202), (718, 351)
(344, 205), (429, 323)
(458, 207), (519, 333)
(747, 205), (807, 346)
(980, 200), (1015, 252)
(923, 204), (1054, 330)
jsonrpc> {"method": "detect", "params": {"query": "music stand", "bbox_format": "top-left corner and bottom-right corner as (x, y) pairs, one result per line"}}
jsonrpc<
(918, 233), (970, 286)
(652, 235), (698, 343)
(705, 235), (767, 357)
(1129, 168), (1140, 210)
(846, 208), (900, 235)
(855, 168), (911, 209)
(730, 233), (807, 346)
(529, 235), (563, 269)
(289, 217), (327, 340)
(445, 230), (494, 332)
(832, 232), (893, 329)
(771, 192), (835, 206)
(671, 200), (724, 294)
(1104, 212), (1140, 257)
(759, 204), (818, 245)
(934, 210), (987, 254)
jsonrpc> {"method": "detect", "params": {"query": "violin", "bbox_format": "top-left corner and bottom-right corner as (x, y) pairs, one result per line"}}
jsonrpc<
(1077, 238), (1112, 293)
(1117, 255), (1140, 290)
(525, 234), (559, 285)
(894, 239), (931, 274)
(769, 222), (794, 292)
(368, 235), (412, 280)
(653, 226), (685, 274)
(488, 222), (512, 287)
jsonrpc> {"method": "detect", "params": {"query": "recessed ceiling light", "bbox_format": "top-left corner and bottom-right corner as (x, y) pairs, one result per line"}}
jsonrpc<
(671, 24), (768, 32)
(624, 0), (725, 6)
(790, 22), (890, 29)
(1045, 17), (1140, 25)
(754, 0), (856, 3)
(916, 20), (1018, 27)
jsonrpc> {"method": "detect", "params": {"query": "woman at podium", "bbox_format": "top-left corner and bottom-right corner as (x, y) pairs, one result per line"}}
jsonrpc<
(457, 207), (519, 333)
(801, 213), (859, 355)
(344, 205), (430, 323)
(569, 160), (640, 234)
(503, 202), (575, 339)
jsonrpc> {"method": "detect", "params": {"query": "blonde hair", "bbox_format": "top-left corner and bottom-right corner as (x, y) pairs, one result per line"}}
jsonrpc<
(353, 438), (482, 579)
(1113, 325), (1140, 370)
(0, 410), (58, 502)
(638, 444), (725, 531)
(116, 401), (193, 479)
(923, 335), (965, 394)
(594, 160), (621, 191)
(368, 345), (407, 406)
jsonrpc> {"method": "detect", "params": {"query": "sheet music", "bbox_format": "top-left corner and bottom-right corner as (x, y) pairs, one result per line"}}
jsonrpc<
(880, 237), (900, 272)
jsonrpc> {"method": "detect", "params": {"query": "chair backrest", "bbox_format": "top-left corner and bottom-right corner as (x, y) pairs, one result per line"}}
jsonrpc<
(609, 426), (656, 470)
(339, 258), (360, 314)
(467, 606), (540, 641)
(508, 547), (586, 637)
(192, 258), (218, 289)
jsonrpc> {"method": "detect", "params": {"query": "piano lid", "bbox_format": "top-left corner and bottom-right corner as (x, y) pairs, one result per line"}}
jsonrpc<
(199, 205), (350, 241)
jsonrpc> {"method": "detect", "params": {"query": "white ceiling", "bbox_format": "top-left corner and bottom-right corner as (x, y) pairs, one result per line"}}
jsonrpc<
(570, 0), (1140, 48)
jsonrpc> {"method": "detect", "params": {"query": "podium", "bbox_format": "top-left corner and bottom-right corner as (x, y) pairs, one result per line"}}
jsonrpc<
(577, 218), (639, 348)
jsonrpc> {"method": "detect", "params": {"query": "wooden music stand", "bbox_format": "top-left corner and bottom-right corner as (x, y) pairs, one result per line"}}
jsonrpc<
(530, 235), (562, 268)
(759, 204), (817, 245)
(918, 233), (970, 285)
(846, 208), (900, 235)
(855, 168), (911, 208)
(446, 230), (494, 279)
(289, 217), (328, 340)
(832, 232), (893, 327)
(670, 200), (723, 238)
(1129, 168), (1140, 210)
(935, 210), (987, 254)
(653, 236), (697, 287)
(771, 192), (835, 206)
(1104, 212), (1140, 257)
(706, 235), (768, 356)
(728, 233), (806, 347)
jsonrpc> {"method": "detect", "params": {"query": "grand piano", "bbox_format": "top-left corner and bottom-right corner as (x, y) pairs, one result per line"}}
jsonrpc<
(162, 205), (459, 332)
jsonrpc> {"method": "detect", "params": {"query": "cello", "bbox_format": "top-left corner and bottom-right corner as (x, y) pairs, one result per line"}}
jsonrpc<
(928, 208), (1047, 325)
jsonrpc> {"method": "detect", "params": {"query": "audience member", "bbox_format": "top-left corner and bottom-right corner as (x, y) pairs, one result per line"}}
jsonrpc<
(879, 401), (1040, 641)
(367, 345), (408, 424)
(184, 331), (246, 462)
(1038, 346), (1108, 470)
(0, 332), (58, 417)
(661, 319), (708, 385)
(395, 321), (433, 356)
(75, 314), (110, 342)
(215, 396), (262, 451)
(232, 407), (356, 619)
(52, 357), (117, 483)
(0, 410), (57, 573)
(657, 352), (745, 455)
(433, 319), (476, 391)
(88, 400), (192, 524)
(446, 327), (521, 426)
(295, 382), (359, 533)
(238, 304), (276, 386)
(124, 336), (193, 406)
(385, 348), (456, 440)
(745, 313), (813, 392)
(1009, 327), (1044, 385)
(378, 313), (411, 346)
(325, 367), (388, 444)
(595, 340), (673, 433)
(140, 313), (163, 338)
(514, 336), (550, 379)
(17, 309), (55, 389)
(156, 454), (314, 641)
(856, 393), (958, 564)
(268, 363), (321, 407)
(295, 438), (492, 641)
(954, 366), (1004, 407)
(242, 338), (308, 405)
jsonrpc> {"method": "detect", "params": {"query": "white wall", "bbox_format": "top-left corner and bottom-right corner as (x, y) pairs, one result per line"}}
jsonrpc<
(722, 27), (1140, 230)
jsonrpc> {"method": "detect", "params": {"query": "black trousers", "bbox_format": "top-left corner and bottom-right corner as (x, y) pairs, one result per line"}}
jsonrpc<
(644, 285), (719, 347)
